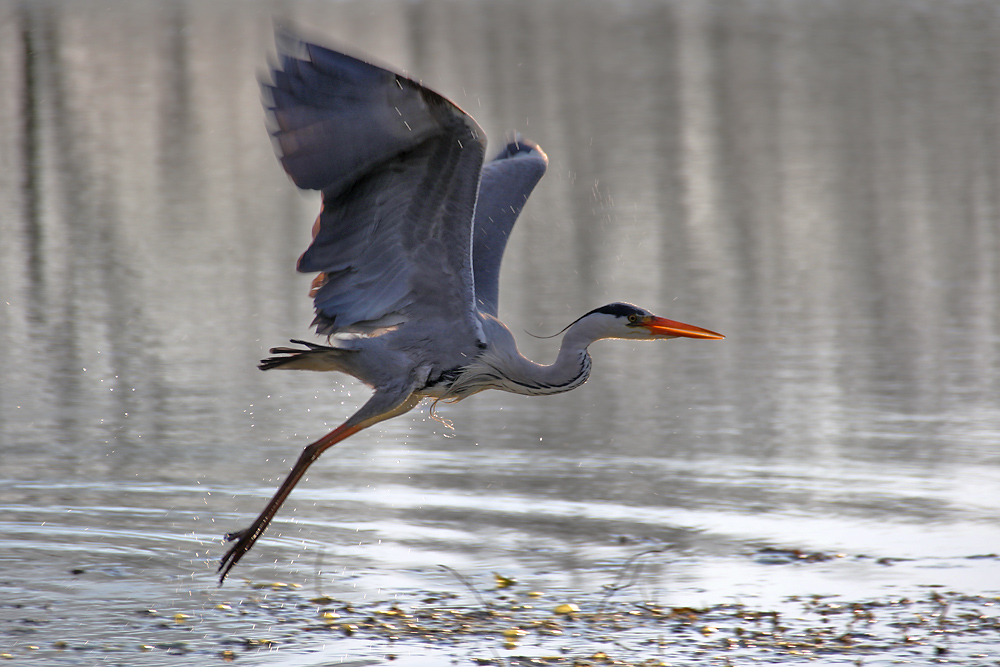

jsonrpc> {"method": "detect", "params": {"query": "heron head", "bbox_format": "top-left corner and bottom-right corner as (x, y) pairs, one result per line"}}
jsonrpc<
(583, 302), (725, 341)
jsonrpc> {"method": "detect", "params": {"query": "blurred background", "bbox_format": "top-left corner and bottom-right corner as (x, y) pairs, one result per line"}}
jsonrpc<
(0, 0), (998, 664)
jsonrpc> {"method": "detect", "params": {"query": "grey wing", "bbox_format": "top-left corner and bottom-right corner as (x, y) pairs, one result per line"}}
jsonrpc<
(264, 34), (488, 336)
(472, 137), (548, 316)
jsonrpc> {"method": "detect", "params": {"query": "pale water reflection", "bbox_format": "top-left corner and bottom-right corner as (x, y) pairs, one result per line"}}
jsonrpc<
(1, 0), (999, 664)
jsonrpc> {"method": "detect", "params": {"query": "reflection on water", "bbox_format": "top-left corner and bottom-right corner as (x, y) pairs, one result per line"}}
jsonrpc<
(1, 0), (999, 664)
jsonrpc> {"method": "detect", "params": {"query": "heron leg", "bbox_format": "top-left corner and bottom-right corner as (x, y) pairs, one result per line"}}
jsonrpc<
(217, 421), (363, 584)
(216, 390), (422, 585)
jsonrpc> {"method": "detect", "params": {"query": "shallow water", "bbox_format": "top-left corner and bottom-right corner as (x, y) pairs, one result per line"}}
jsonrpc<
(1, 0), (999, 664)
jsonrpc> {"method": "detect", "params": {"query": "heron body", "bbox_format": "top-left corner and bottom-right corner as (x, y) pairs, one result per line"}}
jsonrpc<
(218, 33), (724, 583)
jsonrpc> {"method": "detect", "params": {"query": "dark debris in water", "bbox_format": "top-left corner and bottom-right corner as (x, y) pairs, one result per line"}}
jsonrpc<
(3, 578), (997, 665)
(753, 546), (843, 565)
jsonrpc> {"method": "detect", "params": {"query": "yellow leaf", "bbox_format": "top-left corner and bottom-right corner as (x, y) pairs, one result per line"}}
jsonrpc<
(553, 603), (580, 615)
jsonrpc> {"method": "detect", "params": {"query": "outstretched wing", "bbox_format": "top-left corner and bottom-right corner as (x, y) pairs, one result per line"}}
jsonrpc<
(472, 137), (548, 316)
(264, 33), (487, 336)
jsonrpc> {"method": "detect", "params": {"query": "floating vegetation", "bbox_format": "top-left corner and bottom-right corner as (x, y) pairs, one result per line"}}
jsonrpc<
(6, 578), (996, 665)
(2, 560), (998, 666)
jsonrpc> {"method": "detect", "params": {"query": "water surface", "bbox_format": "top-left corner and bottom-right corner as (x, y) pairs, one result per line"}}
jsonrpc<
(1, 1), (998, 664)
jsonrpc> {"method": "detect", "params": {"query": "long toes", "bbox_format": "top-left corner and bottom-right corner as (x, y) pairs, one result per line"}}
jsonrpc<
(224, 529), (247, 542)
(217, 542), (245, 583)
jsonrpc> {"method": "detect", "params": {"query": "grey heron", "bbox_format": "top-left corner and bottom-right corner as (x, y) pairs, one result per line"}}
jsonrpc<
(218, 33), (724, 583)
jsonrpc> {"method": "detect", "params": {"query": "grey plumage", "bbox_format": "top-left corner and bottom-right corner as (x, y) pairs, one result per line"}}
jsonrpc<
(473, 137), (548, 316)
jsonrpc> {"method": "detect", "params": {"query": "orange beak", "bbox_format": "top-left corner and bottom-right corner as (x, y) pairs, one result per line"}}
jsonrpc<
(641, 316), (725, 340)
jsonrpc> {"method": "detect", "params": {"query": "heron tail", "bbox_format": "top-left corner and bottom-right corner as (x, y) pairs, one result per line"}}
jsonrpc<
(258, 339), (356, 371)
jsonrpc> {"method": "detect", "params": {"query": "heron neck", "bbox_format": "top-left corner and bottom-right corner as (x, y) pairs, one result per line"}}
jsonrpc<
(446, 315), (605, 398)
(496, 317), (601, 396)
(549, 328), (598, 389)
